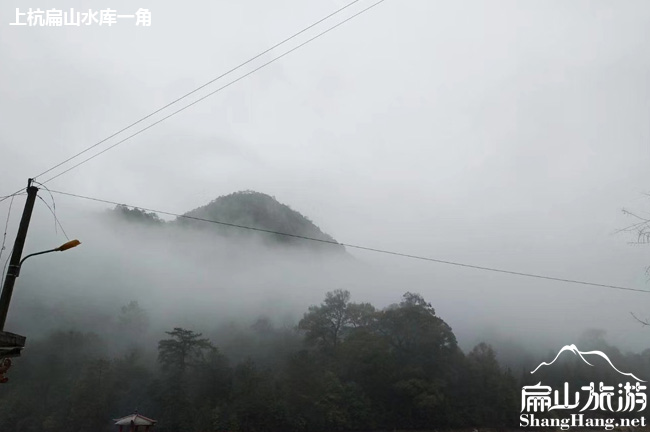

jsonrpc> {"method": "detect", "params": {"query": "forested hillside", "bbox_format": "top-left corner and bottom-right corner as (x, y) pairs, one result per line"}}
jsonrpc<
(0, 291), (519, 432)
(110, 190), (344, 253)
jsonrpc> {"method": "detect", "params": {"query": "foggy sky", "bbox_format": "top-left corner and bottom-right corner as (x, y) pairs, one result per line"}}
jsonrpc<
(1, 0), (650, 353)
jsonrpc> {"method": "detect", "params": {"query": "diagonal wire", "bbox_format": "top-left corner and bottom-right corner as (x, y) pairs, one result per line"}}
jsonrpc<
(0, 189), (25, 205)
(31, 0), (371, 181)
(32, 181), (68, 239)
(39, 0), (387, 185)
(37, 195), (70, 241)
(48, 188), (650, 295)
(0, 247), (11, 288)
(0, 194), (16, 265)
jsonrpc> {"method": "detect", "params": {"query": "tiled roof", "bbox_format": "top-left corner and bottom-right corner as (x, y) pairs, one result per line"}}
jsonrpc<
(113, 414), (157, 426)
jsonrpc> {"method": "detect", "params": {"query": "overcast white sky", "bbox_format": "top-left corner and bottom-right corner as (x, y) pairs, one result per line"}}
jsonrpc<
(1, 0), (650, 351)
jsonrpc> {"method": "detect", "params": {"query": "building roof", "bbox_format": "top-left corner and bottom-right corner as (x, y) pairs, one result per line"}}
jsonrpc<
(113, 413), (157, 426)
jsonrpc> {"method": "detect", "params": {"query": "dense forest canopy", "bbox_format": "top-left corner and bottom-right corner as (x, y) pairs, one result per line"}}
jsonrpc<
(2, 289), (648, 432)
(0, 291), (519, 432)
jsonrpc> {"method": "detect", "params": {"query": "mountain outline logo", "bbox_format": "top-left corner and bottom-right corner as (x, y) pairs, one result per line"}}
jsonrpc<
(531, 344), (645, 382)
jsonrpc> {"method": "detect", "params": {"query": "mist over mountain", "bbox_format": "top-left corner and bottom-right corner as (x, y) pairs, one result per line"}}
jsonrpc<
(110, 190), (345, 253)
(3, 0), (650, 428)
(1, 190), (649, 432)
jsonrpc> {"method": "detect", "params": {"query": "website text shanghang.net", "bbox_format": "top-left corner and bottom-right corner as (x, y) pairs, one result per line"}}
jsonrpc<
(520, 413), (646, 430)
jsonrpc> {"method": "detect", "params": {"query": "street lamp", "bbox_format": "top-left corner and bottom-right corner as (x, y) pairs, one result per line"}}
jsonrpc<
(15, 239), (81, 277)
(0, 239), (81, 380)
(0, 239), (81, 331)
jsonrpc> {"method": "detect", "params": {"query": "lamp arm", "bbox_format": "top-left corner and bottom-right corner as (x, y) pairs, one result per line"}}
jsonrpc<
(17, 248), (58, 274)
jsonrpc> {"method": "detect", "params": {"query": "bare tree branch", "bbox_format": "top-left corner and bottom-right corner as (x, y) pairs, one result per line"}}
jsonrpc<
(630, 312), (650, 327)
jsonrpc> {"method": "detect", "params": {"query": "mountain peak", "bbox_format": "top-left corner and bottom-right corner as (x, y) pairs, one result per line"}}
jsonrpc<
(180, 190), (344, 252)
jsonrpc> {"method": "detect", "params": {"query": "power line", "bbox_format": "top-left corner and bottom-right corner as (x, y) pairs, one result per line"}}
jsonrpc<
(32, 0), (363, 179)
(0, 194), (16, 265)
(0, 193), (19, 286)
(49, 188), (650, 295)
(0, 247), (11, 289)
(33, 0), (385, 184)
(32, 181), (69, 240)
(0, 189), (25, 205)
(36, 195), (70, 241)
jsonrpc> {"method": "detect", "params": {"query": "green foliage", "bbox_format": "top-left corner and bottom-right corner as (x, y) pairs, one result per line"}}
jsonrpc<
(0, 291), (555, 431)
(299, 289), (352, 350)
(182, 191), (339, 246)
(118, 300), (150, 335)
(298, 289), (378, 352)
(157, 328), (215, 374)
(107, 191), (347, 252)
(460, 343), (519, 427)
(110, 205), (163, 224)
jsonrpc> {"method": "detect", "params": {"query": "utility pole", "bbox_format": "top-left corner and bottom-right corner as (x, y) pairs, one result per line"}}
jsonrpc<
(0, 179), (38, 331)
